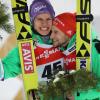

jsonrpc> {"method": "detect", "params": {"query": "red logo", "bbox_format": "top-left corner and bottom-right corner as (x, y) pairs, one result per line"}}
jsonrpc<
(21, 42), (34, 74)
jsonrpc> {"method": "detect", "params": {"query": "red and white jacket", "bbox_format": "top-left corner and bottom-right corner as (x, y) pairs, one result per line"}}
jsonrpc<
(34, 42), (76, 82)
(34, 43), (64, 82)
(62, 43), (76, 70)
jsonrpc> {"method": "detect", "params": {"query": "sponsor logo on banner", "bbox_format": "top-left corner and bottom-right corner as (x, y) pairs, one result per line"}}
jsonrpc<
(21, 42), (34, 74)
(76, 0), (92, 70)
(80, 59), (86, 68)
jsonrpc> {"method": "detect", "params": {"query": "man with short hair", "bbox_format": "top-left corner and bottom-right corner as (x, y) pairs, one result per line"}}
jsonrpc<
(50, 12), (100, 100)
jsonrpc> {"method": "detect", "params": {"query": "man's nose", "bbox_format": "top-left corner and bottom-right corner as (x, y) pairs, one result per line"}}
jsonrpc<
(41, 20), (49, 25)
(42, 20), (47, 24)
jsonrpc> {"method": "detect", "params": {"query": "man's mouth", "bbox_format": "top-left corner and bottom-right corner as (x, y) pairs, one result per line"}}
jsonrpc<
(40, 27), (49, 31)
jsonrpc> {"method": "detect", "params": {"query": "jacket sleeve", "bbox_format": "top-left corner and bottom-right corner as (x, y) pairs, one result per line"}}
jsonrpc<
(1, 47), (22, 79)
(74, 30), (100, 100)
(91, 30), (100, 78)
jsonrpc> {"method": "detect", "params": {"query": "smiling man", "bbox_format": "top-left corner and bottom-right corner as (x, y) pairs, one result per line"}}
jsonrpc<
(50, 12), (100, 100)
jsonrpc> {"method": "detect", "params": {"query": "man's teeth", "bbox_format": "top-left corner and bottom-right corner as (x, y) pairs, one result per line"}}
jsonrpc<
(41, 28), (48, 31)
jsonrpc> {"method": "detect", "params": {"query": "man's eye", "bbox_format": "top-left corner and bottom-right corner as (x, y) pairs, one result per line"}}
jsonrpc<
(54, 30), (58, 34)
(37, 18), (43, 21)
(47, 18), (52, 21)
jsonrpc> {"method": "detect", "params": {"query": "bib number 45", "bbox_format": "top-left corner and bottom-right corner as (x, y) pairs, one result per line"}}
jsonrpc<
(42, 60), (63, 79)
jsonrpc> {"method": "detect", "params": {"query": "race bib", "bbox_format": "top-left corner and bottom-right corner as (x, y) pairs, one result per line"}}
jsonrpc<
(64, 51), (76, 70)
(37, 58), (64, 82)
(34, 43), (64, 82)
(63, 43), (76, 70)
